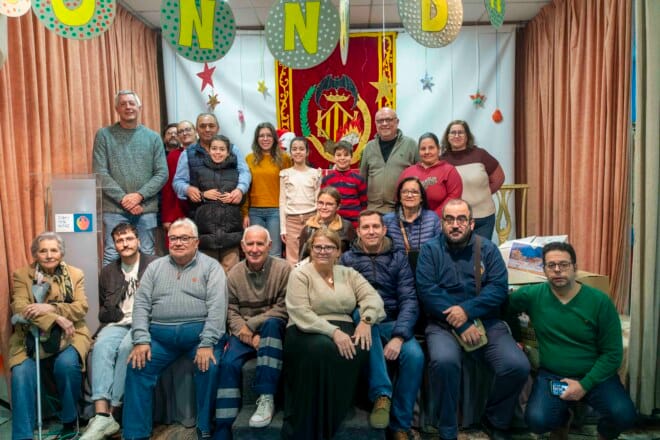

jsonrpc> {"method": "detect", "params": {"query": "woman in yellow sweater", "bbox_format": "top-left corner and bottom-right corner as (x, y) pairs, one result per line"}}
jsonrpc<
(244, 122), (292, 256)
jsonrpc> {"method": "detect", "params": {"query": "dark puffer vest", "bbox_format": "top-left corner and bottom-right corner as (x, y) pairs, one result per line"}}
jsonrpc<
(190, 152), (243, 251)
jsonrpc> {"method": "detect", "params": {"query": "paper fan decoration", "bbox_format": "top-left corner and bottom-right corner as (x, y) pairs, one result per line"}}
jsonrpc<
(1, 0), (31, 17)
(339, 0), (349, 65)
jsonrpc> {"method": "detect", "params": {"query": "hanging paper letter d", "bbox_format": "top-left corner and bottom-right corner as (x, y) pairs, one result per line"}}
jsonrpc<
(421, 0), (448, 32)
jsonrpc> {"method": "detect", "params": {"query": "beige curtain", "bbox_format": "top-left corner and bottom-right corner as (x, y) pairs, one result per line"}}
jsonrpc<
(514, 0), (632, 311)
(0, 6), (161, 387)
(628, 0), (660, 416)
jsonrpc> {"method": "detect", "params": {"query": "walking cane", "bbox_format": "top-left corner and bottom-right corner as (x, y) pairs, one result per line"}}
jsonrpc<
(11, 280), (50, 440)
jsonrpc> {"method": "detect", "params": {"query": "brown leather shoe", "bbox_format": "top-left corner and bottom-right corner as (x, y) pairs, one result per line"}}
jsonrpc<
(369, 395), (391, 429)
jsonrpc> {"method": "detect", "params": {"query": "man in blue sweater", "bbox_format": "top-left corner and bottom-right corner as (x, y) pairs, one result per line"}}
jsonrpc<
(416, 199), (530, 440)
(122, 218), (226, 440)
(92, 90), (168, 265)
(340, 210), (424, 440)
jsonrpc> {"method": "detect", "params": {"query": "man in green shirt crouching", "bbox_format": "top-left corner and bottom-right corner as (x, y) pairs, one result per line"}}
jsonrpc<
(508, 242), (636, 440)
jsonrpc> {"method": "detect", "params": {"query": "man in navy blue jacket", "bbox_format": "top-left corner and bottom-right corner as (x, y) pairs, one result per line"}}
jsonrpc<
(341, 210), (424, 440)
(416, 199), (529, 440)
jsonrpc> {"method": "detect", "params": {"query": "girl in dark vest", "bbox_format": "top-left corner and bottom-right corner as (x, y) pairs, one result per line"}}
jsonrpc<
(192, 134), (244, 272)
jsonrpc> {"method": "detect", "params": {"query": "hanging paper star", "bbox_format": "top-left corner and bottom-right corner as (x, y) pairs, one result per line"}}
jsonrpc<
(420, 72), (435, 92)
(207, 93), (220, 110)
(197, 63), (216, 92)
(257, 80), (268, 96)
(470, 90), (487, 107)
(370, 77), (396, 104)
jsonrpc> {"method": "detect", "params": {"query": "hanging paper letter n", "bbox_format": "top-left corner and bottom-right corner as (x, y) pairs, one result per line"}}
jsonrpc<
(179, 0), (215, 49)
(284, 1), (320, 54)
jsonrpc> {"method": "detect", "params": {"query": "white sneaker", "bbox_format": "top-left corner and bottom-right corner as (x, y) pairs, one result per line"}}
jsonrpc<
(248, 394), (275, 428)
(79, 414), (120, 440)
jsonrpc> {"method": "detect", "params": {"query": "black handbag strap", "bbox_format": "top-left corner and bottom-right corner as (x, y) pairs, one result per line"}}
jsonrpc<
(474, 235), (481, 296)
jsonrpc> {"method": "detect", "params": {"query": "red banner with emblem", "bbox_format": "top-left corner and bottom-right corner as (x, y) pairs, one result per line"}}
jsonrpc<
(276, 32), (397, 169)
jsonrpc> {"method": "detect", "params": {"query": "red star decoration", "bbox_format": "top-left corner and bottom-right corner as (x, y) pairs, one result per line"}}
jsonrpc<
(197, 63), (216, 92)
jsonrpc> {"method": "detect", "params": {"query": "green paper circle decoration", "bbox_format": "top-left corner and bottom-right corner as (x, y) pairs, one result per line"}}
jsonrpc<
(397, 0), (463, 48)
(1, 0), (31, 17)
(32, 0), (116, 40)
(265, 0), (340, 70)
(161, 0), (236, 62)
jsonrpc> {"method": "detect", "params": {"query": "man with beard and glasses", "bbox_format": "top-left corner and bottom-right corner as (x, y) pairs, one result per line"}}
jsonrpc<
(162, 123), (181, 154)
(80, 223), (157, 440)
(508, 242), (636, 440)
(416, 199), (530, 440)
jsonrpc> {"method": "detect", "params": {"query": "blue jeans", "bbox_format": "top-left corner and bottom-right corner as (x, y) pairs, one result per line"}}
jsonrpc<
(214, 318), (285, 440)
(90, 325), (132, 406)
(473, 214), (496, 241)
(426, 320), (530, 439)
(122, 322), (223, 439)
(102, 212), (157, 266)
(248, 207), (282, 257)
(11, 345), (82, 440)
(368, 320), (424, 431)
(525, 369), (636, 439)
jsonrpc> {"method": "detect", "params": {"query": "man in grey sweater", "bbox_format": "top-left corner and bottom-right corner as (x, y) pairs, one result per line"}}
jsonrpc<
(122, 218), (227, 440)
(92, 90), (168, 265)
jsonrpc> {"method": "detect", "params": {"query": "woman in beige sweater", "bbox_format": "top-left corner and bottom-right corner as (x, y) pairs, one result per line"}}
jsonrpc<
(281, 228), (385, 439)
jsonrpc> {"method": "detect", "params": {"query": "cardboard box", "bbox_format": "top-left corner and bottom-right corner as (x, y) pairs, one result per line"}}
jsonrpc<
(508, 268), (610, 295)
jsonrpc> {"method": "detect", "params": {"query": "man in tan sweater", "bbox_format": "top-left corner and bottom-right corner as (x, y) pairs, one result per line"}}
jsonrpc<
(214, 225), (291, 438)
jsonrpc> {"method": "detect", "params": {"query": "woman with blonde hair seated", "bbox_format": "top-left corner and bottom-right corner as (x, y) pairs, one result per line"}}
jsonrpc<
(281, 228), (385, 439)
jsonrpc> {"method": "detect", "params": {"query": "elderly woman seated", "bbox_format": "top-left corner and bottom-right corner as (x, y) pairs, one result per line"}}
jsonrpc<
(281, 228), (385, 439)
(9, 232), (91, 440)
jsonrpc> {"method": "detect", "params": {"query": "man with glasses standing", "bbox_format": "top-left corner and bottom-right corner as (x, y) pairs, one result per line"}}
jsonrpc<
(360, 107), (418, 213)
(93, 90), (168, 266)
(416, 199), (530, 440)
(122, 218), (227, 440)
(508, 242), (636, 440)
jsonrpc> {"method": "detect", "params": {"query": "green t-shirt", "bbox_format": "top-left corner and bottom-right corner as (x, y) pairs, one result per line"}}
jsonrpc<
(508, 282), (622, 391)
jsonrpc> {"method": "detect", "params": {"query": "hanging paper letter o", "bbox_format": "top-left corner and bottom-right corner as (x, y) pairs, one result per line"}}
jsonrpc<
(397, 0), (463, 48)
(266, 0), (340, 70)
(32, 0), (116, 40)
(161, 0), (236, 62)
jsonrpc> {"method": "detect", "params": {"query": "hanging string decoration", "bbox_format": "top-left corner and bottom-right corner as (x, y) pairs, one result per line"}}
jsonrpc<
(257, 36), (269, 97)
(492, 30), (503, 122)
(370, 0), (396, 105)
(420, 48), (434, 92)
(470, 25), (486, 108)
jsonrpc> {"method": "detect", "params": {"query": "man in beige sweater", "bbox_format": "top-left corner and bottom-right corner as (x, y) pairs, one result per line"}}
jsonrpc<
(214, 225), (291, 438)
